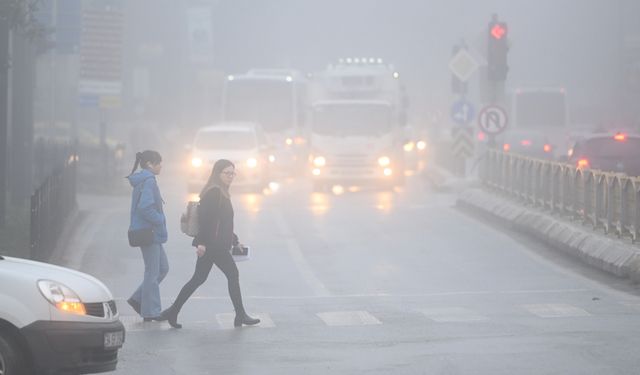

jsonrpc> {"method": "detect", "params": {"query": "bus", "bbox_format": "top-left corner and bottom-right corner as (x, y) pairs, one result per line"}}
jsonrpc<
(501, 87), (569, 158)
(222, 69), (309, 175)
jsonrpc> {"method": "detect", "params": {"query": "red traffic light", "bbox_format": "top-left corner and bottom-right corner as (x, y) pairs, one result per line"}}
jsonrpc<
(490, 23), (507, 40)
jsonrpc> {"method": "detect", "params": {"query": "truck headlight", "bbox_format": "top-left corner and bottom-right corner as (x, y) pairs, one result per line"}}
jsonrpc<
(191, 157), (203, 168)
(246, 158), (258, 168)
(378, 156), (391, 167)
(37, 280), (86, 315)
(313, 156), (326, 167)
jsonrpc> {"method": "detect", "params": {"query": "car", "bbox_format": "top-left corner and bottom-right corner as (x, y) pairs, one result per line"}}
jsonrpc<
(500, 130), (556, 159)
(187, 122), (275, 192)
(0, 254), (124, 374)
(567, 132), (640, 176)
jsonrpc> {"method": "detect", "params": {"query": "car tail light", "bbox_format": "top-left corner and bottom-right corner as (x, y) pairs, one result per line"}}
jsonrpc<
(543, 144), (552, 153)
(503, 143), (511, 152)
(520, 139), (532, 146)
(477, 132), (486, 141)
(577, 158), (590, 169)
(614, 133), (627, 142)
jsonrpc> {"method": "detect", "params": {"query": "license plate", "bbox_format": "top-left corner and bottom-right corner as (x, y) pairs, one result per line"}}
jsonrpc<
(104, 330), (124, 349)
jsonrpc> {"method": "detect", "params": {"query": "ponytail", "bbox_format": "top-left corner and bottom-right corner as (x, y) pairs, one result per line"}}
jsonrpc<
(127, 150), (162, 177)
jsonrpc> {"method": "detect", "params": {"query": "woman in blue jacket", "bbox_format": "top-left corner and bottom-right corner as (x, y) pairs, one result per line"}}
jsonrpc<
(126, 150), (169, 321)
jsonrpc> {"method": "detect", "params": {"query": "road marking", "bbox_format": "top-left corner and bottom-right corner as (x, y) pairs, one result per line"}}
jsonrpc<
(420, 307), (488, 322)
(316, 311), (382, 326)
(119, 315), (173, 332)
(215, 312), (275, 329)
(522, 304), (591, 318)
(273, 210), (331, 297)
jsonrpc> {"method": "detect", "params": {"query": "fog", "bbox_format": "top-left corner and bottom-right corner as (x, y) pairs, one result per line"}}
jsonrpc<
(3, 2), (640, 374)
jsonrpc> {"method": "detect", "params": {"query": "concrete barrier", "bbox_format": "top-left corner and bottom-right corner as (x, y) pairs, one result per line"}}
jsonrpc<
(457, 188), (640, 282)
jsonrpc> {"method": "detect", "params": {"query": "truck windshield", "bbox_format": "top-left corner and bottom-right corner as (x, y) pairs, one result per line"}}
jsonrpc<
(224, 80), (294, 133)
(195, 130), (257, 150)
(515, 92), (566, 128)
(312, 104), (391, 136)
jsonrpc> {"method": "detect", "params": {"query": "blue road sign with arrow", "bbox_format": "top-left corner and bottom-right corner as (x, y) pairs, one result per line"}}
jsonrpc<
(451, 99), (475, 126)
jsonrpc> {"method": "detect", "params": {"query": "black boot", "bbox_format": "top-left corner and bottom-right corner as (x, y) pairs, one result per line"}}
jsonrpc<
(127, 298), (141, 315)
(234, 313), (260, 327)
(160, 306), (182, 329)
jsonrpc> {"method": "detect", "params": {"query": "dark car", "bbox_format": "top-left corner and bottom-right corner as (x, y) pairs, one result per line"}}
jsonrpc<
(567, 133), (640, 176)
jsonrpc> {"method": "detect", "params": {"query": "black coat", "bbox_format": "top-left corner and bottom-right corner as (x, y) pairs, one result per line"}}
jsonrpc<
(192, 187), (238, 252)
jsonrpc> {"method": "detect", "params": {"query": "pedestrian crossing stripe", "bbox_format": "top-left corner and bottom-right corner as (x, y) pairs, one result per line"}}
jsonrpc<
(420, 307), (488, 322)
(118, 302), (604, 332)
(316, 311), (382, 326)
(522, 304), (591, 318)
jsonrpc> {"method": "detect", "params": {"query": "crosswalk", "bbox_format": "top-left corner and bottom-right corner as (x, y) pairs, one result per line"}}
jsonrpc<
(118, 302), (635, 332)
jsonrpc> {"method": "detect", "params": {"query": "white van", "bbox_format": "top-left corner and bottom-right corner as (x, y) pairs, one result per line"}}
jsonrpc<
(0, 255), (124, 374)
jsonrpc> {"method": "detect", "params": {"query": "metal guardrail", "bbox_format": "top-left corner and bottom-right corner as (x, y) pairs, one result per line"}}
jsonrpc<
(30, 155), (77, 261)
(480, 149), (640, 243)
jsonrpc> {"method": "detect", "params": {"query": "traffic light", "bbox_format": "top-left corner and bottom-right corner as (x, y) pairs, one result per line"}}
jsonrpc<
(487, 20), (509, 81)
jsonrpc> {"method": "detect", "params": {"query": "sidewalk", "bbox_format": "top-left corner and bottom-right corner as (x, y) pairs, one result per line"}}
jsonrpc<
(457, 188), (640, 282)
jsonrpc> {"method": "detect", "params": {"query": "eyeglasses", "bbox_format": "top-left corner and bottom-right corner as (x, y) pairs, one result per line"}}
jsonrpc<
(221, 171), (236, 177)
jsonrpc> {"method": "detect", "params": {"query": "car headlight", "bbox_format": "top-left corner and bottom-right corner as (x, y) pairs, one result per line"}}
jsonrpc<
(285, 138), (293, 146)
(378, 156), (391, 167)
(403, 142), (415, 152)
(37, 280), (86, 315)
(313, 156), (326, 167)
(191, 157), (203, 168)
(246, 158), (258, 168)
(268, 155), (276, 163)
(416, 141), (427, 150)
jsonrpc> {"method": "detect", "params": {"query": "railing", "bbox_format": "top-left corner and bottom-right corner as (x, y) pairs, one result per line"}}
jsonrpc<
(30, 154), (78, 261)
(481, 149), (640, 243)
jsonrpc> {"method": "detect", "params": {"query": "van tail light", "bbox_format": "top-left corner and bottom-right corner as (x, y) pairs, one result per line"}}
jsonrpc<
(503, 143), (511, 152)
(577, 158), (590, 169)
(543, 144), (552, 153)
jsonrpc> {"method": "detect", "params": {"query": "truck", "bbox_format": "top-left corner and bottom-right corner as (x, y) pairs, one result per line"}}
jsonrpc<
(222, 69), (309, 176)
(307, 58), (409, 191)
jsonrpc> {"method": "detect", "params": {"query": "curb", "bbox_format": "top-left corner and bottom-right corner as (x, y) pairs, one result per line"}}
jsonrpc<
(456, 188), (640, 282)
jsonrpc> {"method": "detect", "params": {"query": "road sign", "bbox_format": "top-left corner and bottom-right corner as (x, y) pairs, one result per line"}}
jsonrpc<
(478, 105), (508, 135)
(449, 48), (479, 82)
(78, 5), (123, 109)
(452, 127), (475, 158)
(450, 99), (475, 126)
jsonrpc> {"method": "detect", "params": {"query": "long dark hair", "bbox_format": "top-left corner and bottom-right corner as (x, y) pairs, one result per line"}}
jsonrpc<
(128, 150), (162, 176)
(200, 159), (235, 197)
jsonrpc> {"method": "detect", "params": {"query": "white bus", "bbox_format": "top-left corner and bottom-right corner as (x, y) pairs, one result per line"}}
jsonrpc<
(222, 69), (309, 174)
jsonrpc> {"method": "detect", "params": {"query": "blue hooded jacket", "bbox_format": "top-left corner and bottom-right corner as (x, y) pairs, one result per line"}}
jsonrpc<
(127, 168), (168, 244)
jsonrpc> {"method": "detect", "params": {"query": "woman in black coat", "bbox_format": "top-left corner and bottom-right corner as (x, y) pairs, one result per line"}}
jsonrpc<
(161, 159), (259, 328)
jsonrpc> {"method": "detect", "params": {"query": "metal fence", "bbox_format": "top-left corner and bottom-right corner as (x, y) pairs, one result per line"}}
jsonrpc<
(480, 149), (640, 243)
(30, 154), (77, 261)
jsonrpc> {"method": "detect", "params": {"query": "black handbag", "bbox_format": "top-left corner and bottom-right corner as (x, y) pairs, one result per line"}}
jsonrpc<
(128, 178), (155, 248)
(128, 227), (154, 247)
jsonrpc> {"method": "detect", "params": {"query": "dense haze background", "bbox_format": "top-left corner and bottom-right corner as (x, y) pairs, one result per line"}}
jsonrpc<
(32, 0), (640, 137)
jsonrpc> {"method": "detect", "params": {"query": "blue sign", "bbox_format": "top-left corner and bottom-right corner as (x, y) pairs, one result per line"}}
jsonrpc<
(450, 99), (475, 126)
(78, 94), (99, 108)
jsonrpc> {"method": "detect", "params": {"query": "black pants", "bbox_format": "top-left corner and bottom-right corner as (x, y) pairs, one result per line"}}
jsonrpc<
(172, 248), (245, 315)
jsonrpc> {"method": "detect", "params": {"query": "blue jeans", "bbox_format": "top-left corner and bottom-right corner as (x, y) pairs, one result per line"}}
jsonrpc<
(130, 243), (169, 318)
